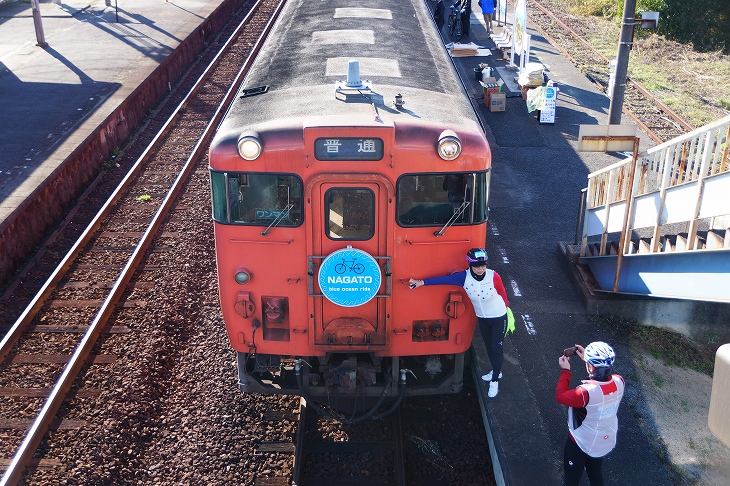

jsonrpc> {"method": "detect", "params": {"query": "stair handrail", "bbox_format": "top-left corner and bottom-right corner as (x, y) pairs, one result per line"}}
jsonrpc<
(580, 114), (730, 262)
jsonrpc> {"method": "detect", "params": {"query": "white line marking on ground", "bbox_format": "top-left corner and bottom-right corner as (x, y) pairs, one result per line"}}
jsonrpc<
(522, 314), (536, 335)
(510, 279), (522, 297)
(497, 246), (509, 264)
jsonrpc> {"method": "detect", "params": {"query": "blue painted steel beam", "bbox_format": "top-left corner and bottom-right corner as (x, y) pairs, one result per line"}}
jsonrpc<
(579, 249), (730, 303)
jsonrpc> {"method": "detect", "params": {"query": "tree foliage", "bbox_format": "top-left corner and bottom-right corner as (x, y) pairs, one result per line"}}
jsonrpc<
(658, 0), (729, 53)
(574, 0), (729, 53)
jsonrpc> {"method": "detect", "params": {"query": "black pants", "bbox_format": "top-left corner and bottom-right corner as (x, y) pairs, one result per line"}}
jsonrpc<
(477, 314), (506, 380)
(563, 437), (604, 485)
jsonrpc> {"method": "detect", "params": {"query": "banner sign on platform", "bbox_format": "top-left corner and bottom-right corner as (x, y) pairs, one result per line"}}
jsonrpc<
(512, 0), (527, 68)
(539, 86), (558, 124)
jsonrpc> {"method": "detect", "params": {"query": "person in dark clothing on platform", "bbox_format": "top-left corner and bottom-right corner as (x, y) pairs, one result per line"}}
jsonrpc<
(460, 0), (471, 37)
(434, 0), (445, 32)
(454, 0), (471, 37)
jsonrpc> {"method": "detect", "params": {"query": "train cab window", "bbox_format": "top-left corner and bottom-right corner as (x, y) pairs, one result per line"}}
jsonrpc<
(209, 171), (303, 226)
(396, 172), (489, 226)
(325, 188), (375, 240)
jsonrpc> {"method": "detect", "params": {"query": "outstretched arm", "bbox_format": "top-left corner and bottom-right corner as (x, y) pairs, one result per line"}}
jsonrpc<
(409, 271), (467, 289)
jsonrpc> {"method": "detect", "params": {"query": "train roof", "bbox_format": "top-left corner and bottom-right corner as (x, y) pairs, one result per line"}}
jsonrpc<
(219, 0), (483, 134)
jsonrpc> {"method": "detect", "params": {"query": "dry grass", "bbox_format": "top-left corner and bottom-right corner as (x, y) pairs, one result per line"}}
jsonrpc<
(631, 36), (730, 126)
(595, 315), (716, 376)
(542, 0), (730, 127)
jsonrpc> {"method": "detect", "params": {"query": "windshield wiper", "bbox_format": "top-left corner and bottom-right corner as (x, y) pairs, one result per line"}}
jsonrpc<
(434, 201), (469, 236)
(261, 204), (294, 236)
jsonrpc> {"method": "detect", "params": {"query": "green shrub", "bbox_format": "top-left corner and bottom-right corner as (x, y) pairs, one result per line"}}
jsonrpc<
(637, 0), (667, 15)
(570, 0), (665, 21)
(573, 0), (729, 53)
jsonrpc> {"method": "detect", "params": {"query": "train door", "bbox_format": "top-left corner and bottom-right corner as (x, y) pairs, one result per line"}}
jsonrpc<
(308, 175), (391, 349)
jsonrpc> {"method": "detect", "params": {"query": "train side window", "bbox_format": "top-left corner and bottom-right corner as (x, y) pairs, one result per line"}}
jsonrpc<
(325, 188), (375, 240)
(209, 171), (303, 226)
(210, 171), (229, 222)
(396, 172), (489, 227)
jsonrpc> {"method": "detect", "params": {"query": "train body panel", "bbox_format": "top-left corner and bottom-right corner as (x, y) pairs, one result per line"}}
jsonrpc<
(209, 0), (492, 408)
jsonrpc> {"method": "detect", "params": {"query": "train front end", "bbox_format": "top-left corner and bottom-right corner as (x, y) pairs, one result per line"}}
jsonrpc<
(208, 0), (491, 414)
(209, 109), (490, 408)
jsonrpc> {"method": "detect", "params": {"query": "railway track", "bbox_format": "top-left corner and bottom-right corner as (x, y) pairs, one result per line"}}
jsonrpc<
(294, 401), (406, 486)
(0, 0), (285, 483)
(255, 374), (493, 486)
(528, 0), (694, 143)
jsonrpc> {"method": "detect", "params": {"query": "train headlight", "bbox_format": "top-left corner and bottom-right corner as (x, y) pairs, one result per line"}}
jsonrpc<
(237, 134), (262, 160)
(437, 130), (462, 160)
(234, 266), (253, 285)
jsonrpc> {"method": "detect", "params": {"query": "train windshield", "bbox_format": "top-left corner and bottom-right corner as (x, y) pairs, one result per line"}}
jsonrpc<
(397, 172), (489, 227)
(209, 171), (303, 226)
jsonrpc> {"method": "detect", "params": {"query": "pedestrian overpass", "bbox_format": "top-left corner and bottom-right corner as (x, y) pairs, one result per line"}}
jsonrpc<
(576, 115), (730, 303)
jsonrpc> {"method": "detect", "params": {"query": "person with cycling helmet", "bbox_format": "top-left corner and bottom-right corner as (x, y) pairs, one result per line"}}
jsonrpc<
(409, 248), (509, 398)
(556, 341), (625, 485)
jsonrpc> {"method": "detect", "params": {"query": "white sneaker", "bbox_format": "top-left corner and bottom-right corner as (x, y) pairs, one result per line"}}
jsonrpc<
(488, 380), (499, 398)
(481, 370), (503, 381)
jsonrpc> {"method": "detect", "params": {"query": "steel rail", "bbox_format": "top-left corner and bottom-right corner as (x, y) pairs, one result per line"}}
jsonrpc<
(291, 397), (307, 485)
(0, 0), (288, 482)
(392, 409), (406, 486)
(529, 0), (608, 63)
(526, 17), (663, 144)
(527, 0), (695, 140)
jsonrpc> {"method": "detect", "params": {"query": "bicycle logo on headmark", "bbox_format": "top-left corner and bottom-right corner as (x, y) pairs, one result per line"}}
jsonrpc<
(335, 259), (365, 274)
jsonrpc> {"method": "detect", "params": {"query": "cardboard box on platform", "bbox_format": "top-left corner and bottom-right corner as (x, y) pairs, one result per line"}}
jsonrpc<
(482, 83), (500, 106)
(490, 93), (506, 112)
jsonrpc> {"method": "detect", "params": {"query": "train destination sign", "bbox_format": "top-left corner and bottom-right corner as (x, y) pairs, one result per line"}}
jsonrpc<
(318, 247), (382, 307)
(314, 138), (384, 161)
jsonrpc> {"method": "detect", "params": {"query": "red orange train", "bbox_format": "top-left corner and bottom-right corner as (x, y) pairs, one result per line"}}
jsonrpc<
(208, 0), (491, 417)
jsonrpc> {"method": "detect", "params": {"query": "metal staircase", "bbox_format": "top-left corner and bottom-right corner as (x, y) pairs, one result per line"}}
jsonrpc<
(576, 115), (730, 303)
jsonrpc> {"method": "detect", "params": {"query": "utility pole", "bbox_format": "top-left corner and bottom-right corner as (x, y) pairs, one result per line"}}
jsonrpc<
(31, 0), (47, 47)
(608, 0), (637, 125)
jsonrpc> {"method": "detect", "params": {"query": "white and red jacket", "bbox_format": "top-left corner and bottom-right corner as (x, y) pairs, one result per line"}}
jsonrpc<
(556, 370), (625, 458)
(424, 269), (508, 318)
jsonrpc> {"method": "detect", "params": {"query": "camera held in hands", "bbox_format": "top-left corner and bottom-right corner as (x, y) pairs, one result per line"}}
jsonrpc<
(563, 346), (577, 357)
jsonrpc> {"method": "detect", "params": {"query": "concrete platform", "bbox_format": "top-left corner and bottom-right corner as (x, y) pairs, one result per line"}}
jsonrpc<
(0, 0), (248, 284)
(434, 1), (682, 485)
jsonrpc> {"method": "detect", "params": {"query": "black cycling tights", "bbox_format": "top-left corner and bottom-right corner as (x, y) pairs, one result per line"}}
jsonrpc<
(477, 314), (506, 380)
(563, 437), (604, 485)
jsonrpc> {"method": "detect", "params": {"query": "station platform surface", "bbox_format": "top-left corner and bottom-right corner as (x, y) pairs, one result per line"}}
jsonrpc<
(441, 4), (682, 486)
(0, 0), (226, 226)
(0, 0), (689, 484)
